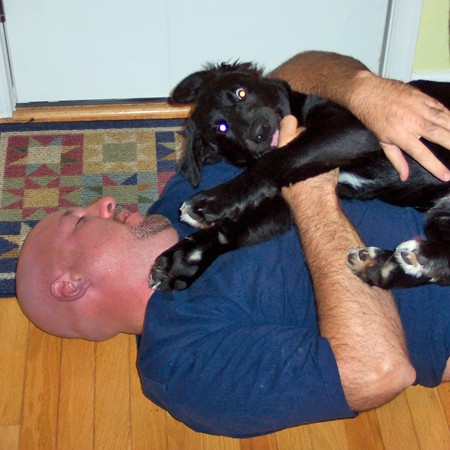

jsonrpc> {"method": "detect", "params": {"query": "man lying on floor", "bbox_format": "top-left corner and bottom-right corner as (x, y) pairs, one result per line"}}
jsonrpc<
(16, 51), (450, 437)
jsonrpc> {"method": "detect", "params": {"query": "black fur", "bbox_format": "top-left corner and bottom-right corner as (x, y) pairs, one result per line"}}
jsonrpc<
(150, 62), (450, 291)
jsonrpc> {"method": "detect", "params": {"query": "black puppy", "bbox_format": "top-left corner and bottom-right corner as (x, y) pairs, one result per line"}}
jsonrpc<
(150, 62), (450, 291)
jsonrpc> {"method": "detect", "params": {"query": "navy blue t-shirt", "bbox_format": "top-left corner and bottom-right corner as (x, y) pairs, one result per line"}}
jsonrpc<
(137, 160), (449, 438)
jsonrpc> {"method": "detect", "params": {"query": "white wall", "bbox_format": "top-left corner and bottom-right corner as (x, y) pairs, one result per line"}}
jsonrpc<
(3, 0), (390, 104)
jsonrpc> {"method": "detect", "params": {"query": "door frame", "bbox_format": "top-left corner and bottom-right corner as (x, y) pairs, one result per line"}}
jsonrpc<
(0, 0), (423, 119)
(380, 0), (423, 80)
(0, 21), (15, 118)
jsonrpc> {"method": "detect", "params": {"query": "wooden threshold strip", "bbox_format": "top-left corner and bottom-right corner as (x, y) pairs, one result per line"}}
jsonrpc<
(0, 101), (192, 124)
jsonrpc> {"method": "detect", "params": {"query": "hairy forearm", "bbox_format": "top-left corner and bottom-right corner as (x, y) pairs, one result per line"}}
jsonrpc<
(269, 50), (369, 109)
(283, 179), (415, 410)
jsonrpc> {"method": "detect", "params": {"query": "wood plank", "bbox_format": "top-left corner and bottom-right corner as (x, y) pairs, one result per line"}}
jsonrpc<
(240, 433), (278, 450)
(308, 419), (349, 449)
(406, 385), (450, 449)
(19, 324), (62, 450)
(437, 382), (450, 425)
(0, 298), (29, 426)
(165, 412), (205, 450)
(201, 433), (241, 450)
(94, 334), (131, 450)
(0, 102), (192, 124)
(275, 424), (312, 450)
(0, 424), (20, 450)
(376, 391), (420, 450)
(344, 410), (383, 450)
(57, 338), (95, 450)
(129, 336), (168, 450)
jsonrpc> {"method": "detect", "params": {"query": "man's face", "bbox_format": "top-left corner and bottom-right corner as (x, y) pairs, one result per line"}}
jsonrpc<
(29, 197), (179, 297)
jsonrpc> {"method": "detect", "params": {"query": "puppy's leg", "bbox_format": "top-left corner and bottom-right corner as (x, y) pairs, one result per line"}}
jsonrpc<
(151, 197), (292, 291)
(181, 120), (378, 228)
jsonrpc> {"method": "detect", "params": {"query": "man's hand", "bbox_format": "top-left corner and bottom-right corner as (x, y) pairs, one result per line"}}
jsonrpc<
(271, 51), (450, 182)
(277, 115), (305, 147)
(350, 72), (450, 182)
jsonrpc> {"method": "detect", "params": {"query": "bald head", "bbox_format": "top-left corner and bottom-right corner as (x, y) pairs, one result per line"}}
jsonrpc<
(16, 213), (112, 340)
(16, 198), (178, 341)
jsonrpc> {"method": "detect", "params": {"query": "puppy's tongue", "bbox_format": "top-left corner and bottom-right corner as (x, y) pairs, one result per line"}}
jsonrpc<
(271, 129), (280, 148)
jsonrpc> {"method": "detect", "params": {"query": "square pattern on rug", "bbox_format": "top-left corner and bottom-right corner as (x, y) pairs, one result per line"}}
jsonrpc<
(0, 119), (185, 297)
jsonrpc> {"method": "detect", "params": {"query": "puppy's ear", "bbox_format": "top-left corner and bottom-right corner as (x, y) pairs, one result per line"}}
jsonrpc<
(269, 78), (295, 117)
(178, 125), (206, 187)
(270, 78), (292, 95)
(178, 123), (221, 187)
(171, 70), (209, 103)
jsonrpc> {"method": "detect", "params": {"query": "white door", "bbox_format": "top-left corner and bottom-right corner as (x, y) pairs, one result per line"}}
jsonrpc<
(0, 0), (422, 114)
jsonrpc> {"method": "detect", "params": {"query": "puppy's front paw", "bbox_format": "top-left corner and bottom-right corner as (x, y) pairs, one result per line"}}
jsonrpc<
(150, 241), (204, 291)
(181, 189), (240, 227)
(180, 197), (218, 228)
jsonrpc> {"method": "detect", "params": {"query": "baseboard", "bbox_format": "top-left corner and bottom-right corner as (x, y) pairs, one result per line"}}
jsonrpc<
(411, 71), (450, 82)
(0, 100), (192, 124)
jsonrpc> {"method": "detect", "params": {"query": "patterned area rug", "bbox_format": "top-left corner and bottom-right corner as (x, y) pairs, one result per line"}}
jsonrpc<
(0, 119), (185, 297)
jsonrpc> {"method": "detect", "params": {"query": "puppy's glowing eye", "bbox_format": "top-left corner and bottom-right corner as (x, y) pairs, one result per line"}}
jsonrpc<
(235, 88), (247, 100)
(216, 121), (229, 134)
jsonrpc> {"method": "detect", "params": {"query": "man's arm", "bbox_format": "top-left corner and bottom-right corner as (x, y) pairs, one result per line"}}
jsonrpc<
(270, 50), (450, 182)
(279, 116), (416, 411)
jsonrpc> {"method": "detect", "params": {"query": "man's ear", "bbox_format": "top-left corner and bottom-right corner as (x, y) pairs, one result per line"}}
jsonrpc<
(51, 277), (90, 302)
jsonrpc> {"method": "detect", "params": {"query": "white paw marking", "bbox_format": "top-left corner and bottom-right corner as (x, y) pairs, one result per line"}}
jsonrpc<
(187, 249), (203, 263)
(218, 231), (229, 245)
(380, 261), (397, 279)
(180, 202), (204, 228)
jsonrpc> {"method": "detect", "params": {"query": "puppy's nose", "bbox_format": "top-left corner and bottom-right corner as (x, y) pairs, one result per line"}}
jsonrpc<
(250, 121), (271, 144)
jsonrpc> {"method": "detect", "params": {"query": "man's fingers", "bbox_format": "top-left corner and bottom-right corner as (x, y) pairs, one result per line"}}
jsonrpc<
(424, 96), (449, 117)
(418, 119), (450, 151)
(380, 143), (409, 181)
(413, 94), (450, 148)
(385, 137), (450, 182)
(278, 115), (305, 147)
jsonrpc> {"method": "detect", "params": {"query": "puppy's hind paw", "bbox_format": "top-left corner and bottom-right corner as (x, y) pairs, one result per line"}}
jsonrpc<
(347, 246), (398, 288)
(394, 240), (429, 278)
(347, 247), (384, 272)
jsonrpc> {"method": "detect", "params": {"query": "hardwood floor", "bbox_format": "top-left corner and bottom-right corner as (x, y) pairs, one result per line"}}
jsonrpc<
(1, 297), (449, 450)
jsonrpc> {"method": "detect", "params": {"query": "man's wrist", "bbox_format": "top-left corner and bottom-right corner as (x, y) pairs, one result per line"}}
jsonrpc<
(282, 180), (340, 228)
(347, 70), (377, 113)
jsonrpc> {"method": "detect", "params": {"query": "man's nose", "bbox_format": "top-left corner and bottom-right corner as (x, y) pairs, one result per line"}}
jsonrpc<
(89, 197), (117, 218)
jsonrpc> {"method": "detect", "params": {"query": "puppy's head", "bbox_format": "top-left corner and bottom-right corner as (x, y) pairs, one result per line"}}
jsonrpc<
(171, 62), (292, 186)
